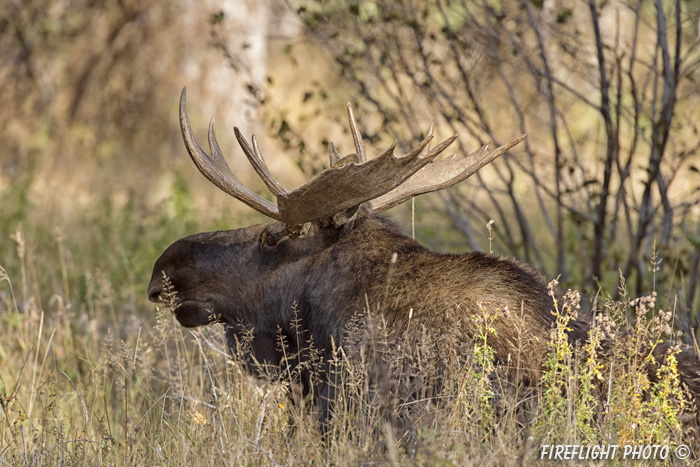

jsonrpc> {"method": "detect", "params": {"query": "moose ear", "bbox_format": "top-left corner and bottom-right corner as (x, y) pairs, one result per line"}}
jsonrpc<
(314, 203), (370, 237)
(330, 203), (366, 229)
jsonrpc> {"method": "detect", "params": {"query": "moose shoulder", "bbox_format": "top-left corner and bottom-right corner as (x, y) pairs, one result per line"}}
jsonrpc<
(148, 88), (700, 418)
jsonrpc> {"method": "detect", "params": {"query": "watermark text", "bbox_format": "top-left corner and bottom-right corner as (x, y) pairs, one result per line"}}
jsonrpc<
(540, 444), (690, 461)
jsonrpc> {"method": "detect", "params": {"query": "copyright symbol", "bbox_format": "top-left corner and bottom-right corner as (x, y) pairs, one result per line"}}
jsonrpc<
(675, 444), (690, 460)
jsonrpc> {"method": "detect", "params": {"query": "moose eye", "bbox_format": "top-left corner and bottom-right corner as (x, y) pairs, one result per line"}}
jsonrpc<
(260, 231), (278, 248)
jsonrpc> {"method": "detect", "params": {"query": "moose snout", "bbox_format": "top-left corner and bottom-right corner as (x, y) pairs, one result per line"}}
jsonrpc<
(147, 279), (162, 303)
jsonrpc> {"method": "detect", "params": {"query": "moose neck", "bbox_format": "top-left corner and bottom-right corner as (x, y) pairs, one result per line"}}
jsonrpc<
(297, 216), (432, 342)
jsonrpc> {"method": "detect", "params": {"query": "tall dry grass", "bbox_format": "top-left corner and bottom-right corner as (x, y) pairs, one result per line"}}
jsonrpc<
(1, 210), (698, 465)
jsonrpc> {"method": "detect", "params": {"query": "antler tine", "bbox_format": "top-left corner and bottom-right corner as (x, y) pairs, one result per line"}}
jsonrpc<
(427, 128), (456, 157)
(328, 142), (342, 167)
(251, 135), (288, 195)
(346, 103), (366, 162)
(371, 134), (526, 212)
(179, 87), (281, 220)
(233, 128), (288, 197)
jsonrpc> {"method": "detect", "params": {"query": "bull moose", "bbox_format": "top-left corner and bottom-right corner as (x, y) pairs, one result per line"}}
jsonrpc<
(148, 88), (700, 423)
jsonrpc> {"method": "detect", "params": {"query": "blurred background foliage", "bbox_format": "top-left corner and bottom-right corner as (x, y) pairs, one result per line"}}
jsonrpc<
(1, 0), (699, 340)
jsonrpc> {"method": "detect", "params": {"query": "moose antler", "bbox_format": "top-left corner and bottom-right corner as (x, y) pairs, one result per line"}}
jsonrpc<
(179, 87), (524, 226)
(370, 134), (526, 212)
(180, 88), (283, 220)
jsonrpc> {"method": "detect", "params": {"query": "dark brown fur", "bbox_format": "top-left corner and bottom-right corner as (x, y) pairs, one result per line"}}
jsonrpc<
(148, 211), (700, 419)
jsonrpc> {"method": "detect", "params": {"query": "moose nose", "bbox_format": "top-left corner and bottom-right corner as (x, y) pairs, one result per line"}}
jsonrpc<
(147, 281), (162, 303)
